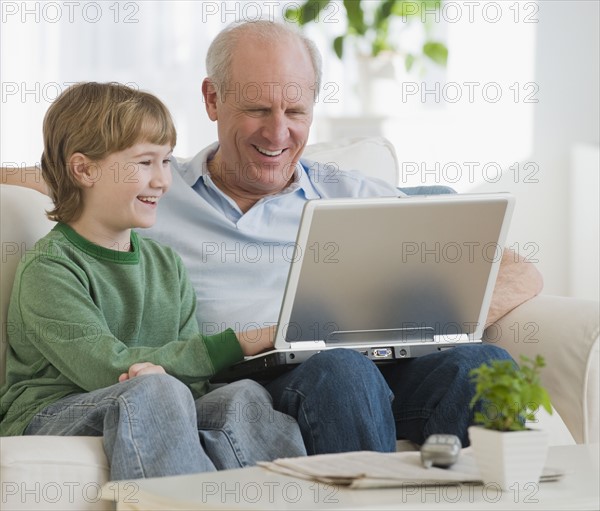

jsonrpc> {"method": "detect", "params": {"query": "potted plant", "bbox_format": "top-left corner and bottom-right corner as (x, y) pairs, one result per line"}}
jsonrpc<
(285, 0), (448, 115)
(284, 0), (447, 67)
(468, 355), (553, 491)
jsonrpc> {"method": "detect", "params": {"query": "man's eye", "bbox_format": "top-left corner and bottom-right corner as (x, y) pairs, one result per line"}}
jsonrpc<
(139, 161), (152, 166)
(162, 158), (171, 165)
(247, 109), (268, 115)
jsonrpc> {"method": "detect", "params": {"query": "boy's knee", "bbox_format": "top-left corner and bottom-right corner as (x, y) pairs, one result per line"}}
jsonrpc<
(222, 379), (271, 403)
(121, 373), (193, 405)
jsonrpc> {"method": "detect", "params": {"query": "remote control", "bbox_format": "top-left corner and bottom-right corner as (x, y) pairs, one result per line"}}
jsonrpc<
(420, 434), (462, 468)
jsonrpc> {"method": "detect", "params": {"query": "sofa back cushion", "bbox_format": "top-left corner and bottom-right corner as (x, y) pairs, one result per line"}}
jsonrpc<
(303, 136), (399, 186)
(0, 185), (55, 385)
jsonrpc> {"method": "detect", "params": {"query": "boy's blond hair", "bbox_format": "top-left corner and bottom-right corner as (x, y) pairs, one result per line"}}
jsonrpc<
(42, 82), (177, 223)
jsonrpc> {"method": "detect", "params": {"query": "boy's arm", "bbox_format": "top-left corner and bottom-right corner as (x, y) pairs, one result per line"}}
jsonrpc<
(236, 326), (276, 356)
(12, 255), (240, 392)
(118, 362), (167, 382)
(1, 165), (49, 195)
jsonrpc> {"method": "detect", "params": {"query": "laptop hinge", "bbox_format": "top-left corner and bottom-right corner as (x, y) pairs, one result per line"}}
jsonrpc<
(288, 341), (327, 350)
(433, 334), (471, 344)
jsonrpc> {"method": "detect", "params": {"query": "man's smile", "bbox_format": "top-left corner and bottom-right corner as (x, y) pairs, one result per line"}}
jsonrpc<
(253, 145), (286, 157)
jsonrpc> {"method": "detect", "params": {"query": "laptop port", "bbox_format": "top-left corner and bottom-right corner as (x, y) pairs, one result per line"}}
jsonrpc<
(372, 348), (393, 359)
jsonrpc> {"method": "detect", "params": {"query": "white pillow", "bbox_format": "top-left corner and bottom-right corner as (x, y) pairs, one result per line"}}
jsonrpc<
(303, 136), (399, 186)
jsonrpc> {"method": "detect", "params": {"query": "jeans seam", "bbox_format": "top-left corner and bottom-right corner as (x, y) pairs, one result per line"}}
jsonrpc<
(199, 424), (247, 468)
(281, 386), (317, 453)
(117, 394), (146, 478)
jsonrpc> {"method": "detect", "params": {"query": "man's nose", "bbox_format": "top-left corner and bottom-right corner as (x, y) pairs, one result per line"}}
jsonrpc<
(262, 112), (289, 144)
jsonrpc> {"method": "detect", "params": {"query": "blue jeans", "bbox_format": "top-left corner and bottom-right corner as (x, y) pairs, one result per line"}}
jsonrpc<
(266, 345), (512, 450)
(378, 344), (512, 446)
(25, 375), (306, 481)
(265, 349), (397, 454)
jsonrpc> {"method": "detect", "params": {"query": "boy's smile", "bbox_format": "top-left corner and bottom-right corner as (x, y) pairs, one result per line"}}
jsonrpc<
(69, 142), (173, 251)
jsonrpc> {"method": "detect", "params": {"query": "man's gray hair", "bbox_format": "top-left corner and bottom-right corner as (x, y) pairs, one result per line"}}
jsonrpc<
(206, 20), (323, 102)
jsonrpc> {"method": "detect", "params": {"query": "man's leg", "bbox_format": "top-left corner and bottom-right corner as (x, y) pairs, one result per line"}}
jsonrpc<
(378, 344), (512, 446)
(265, 349), (396, 454)
(195, 379), (307, 469)
(24, 374), (215, 480)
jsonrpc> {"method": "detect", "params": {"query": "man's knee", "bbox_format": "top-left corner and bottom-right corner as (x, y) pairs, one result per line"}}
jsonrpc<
(301, 349), (392, 402)
(442, 344), (513, 372)
(305, 348), (375, 374)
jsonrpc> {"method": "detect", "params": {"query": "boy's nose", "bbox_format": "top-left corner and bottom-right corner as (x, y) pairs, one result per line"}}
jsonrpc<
(150, 164), (171, 188)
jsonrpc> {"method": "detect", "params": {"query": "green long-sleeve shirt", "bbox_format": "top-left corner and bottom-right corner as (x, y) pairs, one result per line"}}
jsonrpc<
(0, 223), (243, 436)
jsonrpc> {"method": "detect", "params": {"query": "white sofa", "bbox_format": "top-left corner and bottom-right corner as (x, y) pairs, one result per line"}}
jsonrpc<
(1, 137), (598, 511)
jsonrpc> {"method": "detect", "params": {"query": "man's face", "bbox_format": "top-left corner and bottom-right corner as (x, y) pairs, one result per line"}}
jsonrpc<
(205, 34), (316, 198)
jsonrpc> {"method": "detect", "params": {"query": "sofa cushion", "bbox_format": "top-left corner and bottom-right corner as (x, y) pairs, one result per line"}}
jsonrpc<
(0, 436), (110, 510)
(303, 136), (399, 186)
(0, 185), (55, 386)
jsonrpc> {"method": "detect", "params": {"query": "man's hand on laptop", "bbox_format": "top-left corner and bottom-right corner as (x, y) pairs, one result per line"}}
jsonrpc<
(236, 326), (276, 356)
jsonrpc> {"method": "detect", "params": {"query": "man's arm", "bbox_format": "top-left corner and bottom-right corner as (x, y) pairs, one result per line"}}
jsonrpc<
(485, 248), (544, 327)
(1, 165), (49, 195)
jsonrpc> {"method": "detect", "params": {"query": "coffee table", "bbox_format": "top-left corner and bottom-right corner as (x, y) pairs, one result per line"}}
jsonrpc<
(103, 444), (599, 510)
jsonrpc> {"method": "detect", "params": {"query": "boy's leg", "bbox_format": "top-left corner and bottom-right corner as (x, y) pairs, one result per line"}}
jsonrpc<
(195, 379), (307, 469)
(25, 373), (215, 480)
(264, 349), (397, 454)
(378, 344), (513, 446)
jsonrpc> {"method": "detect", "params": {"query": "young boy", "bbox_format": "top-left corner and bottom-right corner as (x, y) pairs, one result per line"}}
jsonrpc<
(0, 82), (306, 480)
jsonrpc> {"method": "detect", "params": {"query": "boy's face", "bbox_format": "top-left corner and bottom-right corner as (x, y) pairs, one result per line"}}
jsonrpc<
(76, 142), (173, 248)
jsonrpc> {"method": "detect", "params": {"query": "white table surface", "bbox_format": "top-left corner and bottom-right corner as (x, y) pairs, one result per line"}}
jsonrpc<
(104, 444), (599, 511)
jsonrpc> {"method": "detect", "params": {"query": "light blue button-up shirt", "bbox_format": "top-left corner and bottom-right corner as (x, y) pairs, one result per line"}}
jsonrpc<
(142, 142), (402, 334)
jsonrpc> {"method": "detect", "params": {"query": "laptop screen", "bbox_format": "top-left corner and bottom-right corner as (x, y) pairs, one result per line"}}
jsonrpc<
(275, 194), (514, 346)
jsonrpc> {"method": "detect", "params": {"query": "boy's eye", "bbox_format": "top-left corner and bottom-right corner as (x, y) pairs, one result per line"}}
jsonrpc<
(162, 158), (171, 165)
(139, 160), (152, 166)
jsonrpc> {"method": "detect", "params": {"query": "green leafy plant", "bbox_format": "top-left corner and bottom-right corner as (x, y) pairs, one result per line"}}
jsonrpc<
(469, 355), (553, 432)
(285, 0), (448, 71)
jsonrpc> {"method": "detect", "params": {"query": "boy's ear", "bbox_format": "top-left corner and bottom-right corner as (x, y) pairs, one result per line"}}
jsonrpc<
(202, 78), (219, 121)
(69, 153), (97, 187)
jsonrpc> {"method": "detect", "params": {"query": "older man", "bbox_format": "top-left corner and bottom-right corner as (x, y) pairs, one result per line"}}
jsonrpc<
(143, 20), (512, 450)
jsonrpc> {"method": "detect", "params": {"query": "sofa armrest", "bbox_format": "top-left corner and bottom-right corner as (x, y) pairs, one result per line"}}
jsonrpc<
(483, 294), (599, 444)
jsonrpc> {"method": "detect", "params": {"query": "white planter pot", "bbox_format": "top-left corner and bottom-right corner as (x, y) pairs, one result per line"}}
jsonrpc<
(468, 426), (549, 491)
(356, 53), (403, 116)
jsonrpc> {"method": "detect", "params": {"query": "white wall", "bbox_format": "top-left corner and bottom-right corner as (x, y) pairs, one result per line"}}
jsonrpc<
(472, 0), (599, 297)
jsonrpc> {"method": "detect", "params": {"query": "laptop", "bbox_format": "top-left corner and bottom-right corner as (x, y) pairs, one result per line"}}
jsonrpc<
(212, 193), (515, 383)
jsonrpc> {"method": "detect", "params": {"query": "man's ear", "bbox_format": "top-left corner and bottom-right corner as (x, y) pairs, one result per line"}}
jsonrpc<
(69, 153), (97, 188)
(202, 78), (219, 121)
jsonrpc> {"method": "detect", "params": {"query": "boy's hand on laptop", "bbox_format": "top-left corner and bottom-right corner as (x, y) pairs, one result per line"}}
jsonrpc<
(119, 362), (166, 382)
(236, 325), (276, 356)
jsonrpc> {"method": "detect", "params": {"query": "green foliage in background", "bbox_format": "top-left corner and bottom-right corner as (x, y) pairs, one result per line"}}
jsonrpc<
(285, 0), (448, 71)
